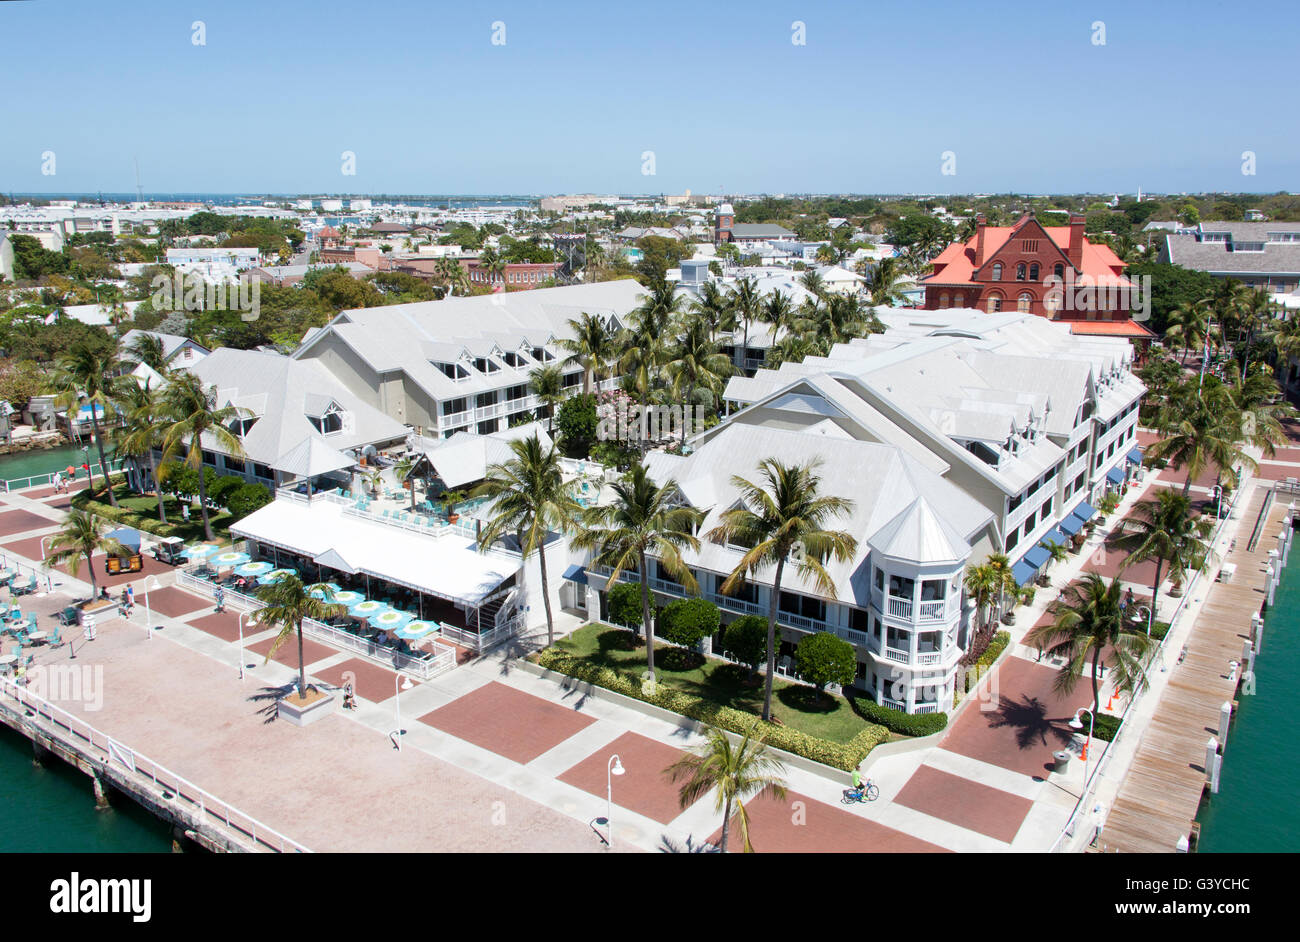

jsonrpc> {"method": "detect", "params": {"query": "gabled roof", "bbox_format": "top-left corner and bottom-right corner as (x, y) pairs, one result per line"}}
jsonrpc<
(272, 436), (355, 479)
(868, 497), (971, 564)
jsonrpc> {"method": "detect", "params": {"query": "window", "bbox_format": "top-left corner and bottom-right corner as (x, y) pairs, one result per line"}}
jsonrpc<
(443, 397), (467, 416)
(1016, 263), (1026, 281)
(920, 579), (946, 601)
(1029, 263), (1039, 281)
(308, 412), (342, 434)
(991, 263), (1002, 281)
(1054, 263), (1065, 279)
(988, 295), (1002, 313)
(888, 574), (914, 599)
(874, 567), (884, 591)
(1018, 292), (1032, 312)
(939, 292), (949, 308)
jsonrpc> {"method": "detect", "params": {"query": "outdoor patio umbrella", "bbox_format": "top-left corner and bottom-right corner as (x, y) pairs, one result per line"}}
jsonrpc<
(329, 590), (365, 607)
(257, 568), (298, 585)
(394, 620), (437, 640)
(371, 609), (414, 629)
(308, 582), (343, 600)
(211, 551), (251, 568)
(234, 561), (275, 578)
(184, 544), (218, 560)
(347, 599), (390, 618)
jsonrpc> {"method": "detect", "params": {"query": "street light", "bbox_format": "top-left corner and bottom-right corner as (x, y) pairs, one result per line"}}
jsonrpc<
(237, 611), (258, 680)
(393, 675), (413, 751)
(605, 754), (625, 850)
(142, 575), (161, 641)
(1069, 707), (1096, 784)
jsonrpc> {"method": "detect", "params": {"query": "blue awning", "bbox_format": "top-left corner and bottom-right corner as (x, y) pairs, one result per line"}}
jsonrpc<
(561, 564), (588, 586)
(1058, 515), (1084, 536)
(1012, 561), (1038, 587)
(1106, 467), (1125, 485)
(1072, 501), (1097, 522)
(1039, 528), (1069, 549)
(1023, 545), (1050, 569)
(1126, 447), (1143, 465)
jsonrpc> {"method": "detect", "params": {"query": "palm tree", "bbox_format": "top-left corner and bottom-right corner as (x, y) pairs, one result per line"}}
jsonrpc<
(690, 280), (736, 345)
(43, 508), (127, 599)
(572, 462), (702, 681)
(117, 378), (170, 523)
(479, 246), (506, 290)
(1038, 538), (1071, 585)
(1147, 378), (1252, 496)
(159, 371), (246, 540)
(618, 288), (677, 453)
(52, 342), (123, 507)
(528, 364), (565, 435)
(963, 562), (999, 637)
(1114, 490), (1213, 634)
(1164, 299), (1215, 366)
(433, 257), (469, 297)
(665, 724), (788, 853)
(472, 435), (579, 647)
(865, 256), (909, 307)
(126, 332), (168, 372)
(557, 312), (613, 395)
(797, 270), (827, 309)
(730, 275), (761, 370)
(664, 314), (733, 415)
(761, 291), (796, 346)
(708, 458), (857, 722)
(1026, 573), (1151, 718)
(985, 551), (1018, 624)
(256, 576), (346, 699)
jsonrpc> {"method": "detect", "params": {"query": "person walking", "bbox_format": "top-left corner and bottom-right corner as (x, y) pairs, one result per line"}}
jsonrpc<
(214, 584), (225, 613)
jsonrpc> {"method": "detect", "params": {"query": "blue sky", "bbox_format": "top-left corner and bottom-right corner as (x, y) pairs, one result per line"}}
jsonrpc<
(1, 0), (1295, 195)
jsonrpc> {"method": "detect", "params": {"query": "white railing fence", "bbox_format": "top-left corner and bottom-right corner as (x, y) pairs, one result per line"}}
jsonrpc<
(0, 676), (310, 852)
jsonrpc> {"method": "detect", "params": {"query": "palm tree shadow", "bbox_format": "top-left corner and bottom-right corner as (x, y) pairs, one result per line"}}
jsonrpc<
(983, 694), (1076, 751)
(659, 834), (720, 853)
(247, 683), (295, 725)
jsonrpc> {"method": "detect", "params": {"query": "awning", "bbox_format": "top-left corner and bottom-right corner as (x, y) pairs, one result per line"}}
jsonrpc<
(1058, 515), (1084, 536)
(1023, 545), (1050, 569)
(1106, 467), (1125, 485)
(1039, 528), (1069, 549)
(1126, 447), (1143, 465)
(561, 564), (588, 586)
(1012, 561), (1038, 586)
(1072, 501), (1097, 522)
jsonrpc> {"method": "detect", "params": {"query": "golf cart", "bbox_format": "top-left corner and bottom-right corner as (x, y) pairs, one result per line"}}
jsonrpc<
(151, 536), (186, 566)
(105, 527), (144, 574)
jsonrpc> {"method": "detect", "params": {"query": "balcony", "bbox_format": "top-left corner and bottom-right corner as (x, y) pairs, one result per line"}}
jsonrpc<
(887, 596), (912, 618)
(440, 409), (472, 427)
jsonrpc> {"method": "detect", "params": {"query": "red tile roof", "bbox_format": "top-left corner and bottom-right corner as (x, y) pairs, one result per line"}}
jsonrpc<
(924, 216), (1130, 289)
(1066, 320), (1156, 338)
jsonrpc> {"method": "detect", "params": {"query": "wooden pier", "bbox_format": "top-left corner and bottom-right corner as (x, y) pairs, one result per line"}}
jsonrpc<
(1099, 486), (1290, 853)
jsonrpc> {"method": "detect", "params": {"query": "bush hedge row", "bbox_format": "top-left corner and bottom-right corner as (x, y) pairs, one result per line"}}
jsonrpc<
(534, 648), (890, 771)
(851, 698), (948, 737)
(70, 492), (209, 540)
(1087, 712), (1122, 742)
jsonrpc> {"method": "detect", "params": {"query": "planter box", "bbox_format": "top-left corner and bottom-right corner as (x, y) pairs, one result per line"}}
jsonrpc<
(276, 689), (336, 727)
(78, 599), (117, 625)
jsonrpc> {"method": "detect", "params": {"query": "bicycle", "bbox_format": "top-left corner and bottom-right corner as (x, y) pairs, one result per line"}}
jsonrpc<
(841, 780), (880, 803)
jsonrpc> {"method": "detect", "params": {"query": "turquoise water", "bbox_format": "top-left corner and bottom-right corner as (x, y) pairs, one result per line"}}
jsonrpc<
(1197, 534), (1300, 851)
(0, 445), (99, 487)
(0, 726), (172, 852)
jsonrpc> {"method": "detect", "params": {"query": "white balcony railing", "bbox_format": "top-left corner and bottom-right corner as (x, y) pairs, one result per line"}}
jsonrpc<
(888, 597), (912, 618)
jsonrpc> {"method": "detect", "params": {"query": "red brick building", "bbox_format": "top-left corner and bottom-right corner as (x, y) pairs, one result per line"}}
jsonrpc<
(462, 259), (561, 290)
(921, 213), (1153, 341)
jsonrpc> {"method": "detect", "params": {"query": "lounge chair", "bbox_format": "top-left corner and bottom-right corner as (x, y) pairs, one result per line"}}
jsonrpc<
(49, 624), (62, 647)
(58, 606), (78, 627)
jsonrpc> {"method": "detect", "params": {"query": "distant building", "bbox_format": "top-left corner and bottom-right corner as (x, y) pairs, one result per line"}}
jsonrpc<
(0, 233), (13, 282)
(712, 203), (797, 247)
(165, 247), (261, 271)
(119, 329), (211, 371)
(1159, 222), (1300, 295)
(461, 259), (561, 290)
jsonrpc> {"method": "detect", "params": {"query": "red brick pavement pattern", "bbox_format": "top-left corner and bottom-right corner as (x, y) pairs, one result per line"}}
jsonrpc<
(247, 634), (339, 671)
(1156, 464), (1222, 490)
(1080, 538), (1161, 588)
(706, 789), (949, 853)
(0, 509), (58, 537)
(3, 485), (59, 501)
(892, 763), (1033, 843)
(141, 585), (212, 619)
(417, 681), (595, 765)
(558, 731), (690, 825)
(187, 611), (247, 643)
(0, 536), (48, 569)
(940, 655), (1095, 778)
(313, 658), (408, 704)
(1136, 430), (1161, 448)
(0, 535), (179, 585)
(1255, 461), (1300, 482)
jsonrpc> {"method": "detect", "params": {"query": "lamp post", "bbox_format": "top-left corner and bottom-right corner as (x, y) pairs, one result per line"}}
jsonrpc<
(1069, 707), (1096, 785)
(605, 754), (625, 850)
(142, 575), (161, 641)
(237, 611), (257, 680)
(393, 674), (413, 751)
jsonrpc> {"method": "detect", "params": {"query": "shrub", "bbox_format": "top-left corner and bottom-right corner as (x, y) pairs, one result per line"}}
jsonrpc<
(658, 597), (719, 649)
(555, 393), (598, 458)
(852, 697), (948, 737)
(533, 648), (890, 770)
(1147, 620), (1171, 641)
(723, 615), (768, 670)
(1088, 712), (1123, 742)
(794, 631), (856, 692)
(225, 482), (272, 520)
(606, 582), (644, 630)
(208, 474), (245, 508)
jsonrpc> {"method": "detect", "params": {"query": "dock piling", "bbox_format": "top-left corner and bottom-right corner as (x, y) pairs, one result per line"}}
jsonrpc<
(1205, 737), (1222, 794)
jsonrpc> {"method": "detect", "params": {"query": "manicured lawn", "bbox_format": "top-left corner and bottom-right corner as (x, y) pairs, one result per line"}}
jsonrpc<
(72, 483), (235, 543)
(553, 623), (876, 744)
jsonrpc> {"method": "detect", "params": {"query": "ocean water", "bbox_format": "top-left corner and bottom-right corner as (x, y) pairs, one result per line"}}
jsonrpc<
(0, 445), (100, 488)
(1196, 534), (1300, 851)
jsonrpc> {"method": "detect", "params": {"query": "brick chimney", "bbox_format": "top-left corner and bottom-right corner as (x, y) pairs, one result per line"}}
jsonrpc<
(973, 214), (987, 267)
(1067, 214), (1085, 269)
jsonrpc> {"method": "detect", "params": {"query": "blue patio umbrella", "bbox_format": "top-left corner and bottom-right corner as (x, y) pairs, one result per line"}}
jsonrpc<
(257, 568), (298, 585)
(234, 561), (275, 578)
(371, 609), (413, 629)
(395, 620), (438, 640)
(211, 550), (251, 567)
(184, 543), (218, 560)
(309, 582), (343, 600)
(329, 590), (365, 606)
(348, 599), (390, 618)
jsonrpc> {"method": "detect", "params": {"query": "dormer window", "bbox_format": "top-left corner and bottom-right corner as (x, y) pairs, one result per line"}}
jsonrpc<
(436, 361), (470, 381)
(501, 351), (527, 368)
(473, 356), (500, 375)
(532, 347), (554, 362)
(307, 400), (344, 435)
(227, 416), (258, 438)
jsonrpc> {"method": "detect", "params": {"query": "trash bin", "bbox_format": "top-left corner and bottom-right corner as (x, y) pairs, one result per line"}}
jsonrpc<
(1052, 750), (1072, 773)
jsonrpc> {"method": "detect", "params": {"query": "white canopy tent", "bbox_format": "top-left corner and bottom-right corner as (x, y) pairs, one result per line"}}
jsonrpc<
(231, 497), (517, 605)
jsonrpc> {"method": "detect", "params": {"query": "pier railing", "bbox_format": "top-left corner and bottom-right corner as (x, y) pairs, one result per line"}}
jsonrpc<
(0, 676), (312, 853)
(2, 457), (126, 494)
(1048, 477), (1247, 852)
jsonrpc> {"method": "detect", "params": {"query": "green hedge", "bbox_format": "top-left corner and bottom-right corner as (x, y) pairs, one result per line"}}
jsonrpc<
(659, 597), (720, 648)
(534, 648), (889, 771)
(1087, 712), (1122, 742)
(70, 493), (198, 540)
(852, 698), (948, 737)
